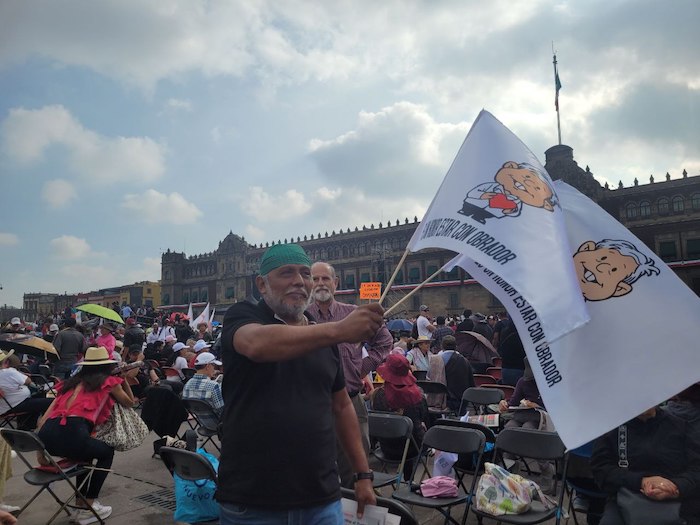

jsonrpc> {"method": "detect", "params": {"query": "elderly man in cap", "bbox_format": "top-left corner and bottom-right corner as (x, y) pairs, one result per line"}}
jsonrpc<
(309, 261), (393, 488)
(1, 318), (22, 334)
(182, 352), (223, 417)
(218, 244), (384, 524)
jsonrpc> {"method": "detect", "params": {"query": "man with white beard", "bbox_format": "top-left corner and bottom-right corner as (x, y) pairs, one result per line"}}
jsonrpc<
(309, 261), (393, 488)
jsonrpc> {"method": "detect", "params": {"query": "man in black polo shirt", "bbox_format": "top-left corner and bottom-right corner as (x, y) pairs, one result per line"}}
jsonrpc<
(218, 244), (384, 524)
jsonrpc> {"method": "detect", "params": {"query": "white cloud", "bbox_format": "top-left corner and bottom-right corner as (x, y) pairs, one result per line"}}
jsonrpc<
(313, 187), (342, 201)
(58, 264), (116, 291)
(0, 233), (19, 246)
(239, 187), (311, 222)
(245, 224), (266, 241)
(49, 235), (93, 260)
(1, 105), (166, 184)
(121, 189), (203, 224)
(165, 98), (192, 111)
(125, 257), (162, 283)
(41, 179), (77, 209)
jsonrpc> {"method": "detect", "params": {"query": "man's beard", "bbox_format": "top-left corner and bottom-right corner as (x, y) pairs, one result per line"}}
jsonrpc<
(313, 289), (333, 303)
(264, 290), (311, 322)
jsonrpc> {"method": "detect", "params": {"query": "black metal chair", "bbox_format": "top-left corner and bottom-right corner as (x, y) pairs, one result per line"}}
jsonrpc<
(0, 428), (104, 524)
(30, 374), (57, 396)
(0, 388), (29, 429)
(417, 380), (454, 419)
(393, 426), (485, 525)
(181, 368), (196, 381)
(368, 412), (418, 489)
(458, 387), (504, 416)
(471, 427), (569, 525)
(182, 399), (221, 453)
(434, 419), (497, 488)
(565, 441), (606, 525)
(160, 446), (218, 484)
(341, 487), (419, 525)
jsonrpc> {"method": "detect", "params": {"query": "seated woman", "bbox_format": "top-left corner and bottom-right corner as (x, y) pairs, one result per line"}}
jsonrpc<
(123, 344), (160, 399)
(369, 353), (429, 481)
(591, 404), (700, 524)
(36, 346), (135, 525)
(0, 351), (53, 430)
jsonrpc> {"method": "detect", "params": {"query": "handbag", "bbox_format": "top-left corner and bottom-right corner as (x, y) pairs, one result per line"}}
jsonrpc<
(94, 402), (150, 451)
(615, 425), (683, 525)
(475, 462), (552, 516)
(174, 448), (220, 523)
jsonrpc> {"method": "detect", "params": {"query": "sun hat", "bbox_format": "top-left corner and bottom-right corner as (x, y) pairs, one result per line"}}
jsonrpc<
(99, 322), (116, 333)
(79, 346), (116, 366)
(172, 342), (186, 353)
(193, 340), (211, 353)
(377, 354), (416, 386)
(49, 324), (59, 332)
(258, 243), (311, 276)
(10, 317), (20, 326)
(195, 352), (222, 367)
(0, 350), (15, 363)
(416, 335), (431, 344)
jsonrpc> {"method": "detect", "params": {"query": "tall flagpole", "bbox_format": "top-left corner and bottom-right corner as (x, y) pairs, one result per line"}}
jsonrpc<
(553, 49), (562, 145)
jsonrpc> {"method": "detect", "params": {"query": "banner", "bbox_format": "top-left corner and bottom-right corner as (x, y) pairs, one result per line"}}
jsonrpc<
(190, 303), (210, 330)
(407, 110), (588, 342)
(450, 181), (700, 449)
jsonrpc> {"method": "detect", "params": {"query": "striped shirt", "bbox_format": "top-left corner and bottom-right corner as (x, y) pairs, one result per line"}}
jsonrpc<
(182, 374), (224, 417)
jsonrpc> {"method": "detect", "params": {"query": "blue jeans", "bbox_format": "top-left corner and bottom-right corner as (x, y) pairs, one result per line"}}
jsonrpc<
(220, 499), (342, 525)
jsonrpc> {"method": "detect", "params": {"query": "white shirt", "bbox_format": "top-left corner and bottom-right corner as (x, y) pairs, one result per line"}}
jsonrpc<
(168, 356), (188, 381)
(0, 368), (30, 413)
(156, 326), (176, 342)
(417, 315), (432, 338)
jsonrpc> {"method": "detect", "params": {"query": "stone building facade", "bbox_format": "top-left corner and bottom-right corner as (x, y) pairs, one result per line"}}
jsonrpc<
(160, 145), (700, 318)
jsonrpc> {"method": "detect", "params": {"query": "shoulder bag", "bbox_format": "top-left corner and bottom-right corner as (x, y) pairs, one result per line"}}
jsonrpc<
(94, 402), (150, 451)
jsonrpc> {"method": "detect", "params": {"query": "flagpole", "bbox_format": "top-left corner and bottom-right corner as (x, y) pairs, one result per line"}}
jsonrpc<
(383, 263), (449, 318)
(553, 52), (562, 145)
(378, 247), (410, 306)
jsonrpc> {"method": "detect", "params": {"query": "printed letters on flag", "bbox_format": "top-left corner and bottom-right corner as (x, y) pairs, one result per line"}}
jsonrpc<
(407, 110), (588, 342)
(449, 181), (700, 449)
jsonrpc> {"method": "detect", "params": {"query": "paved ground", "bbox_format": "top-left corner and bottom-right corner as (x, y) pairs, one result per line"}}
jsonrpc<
(2, 423), (573, 524)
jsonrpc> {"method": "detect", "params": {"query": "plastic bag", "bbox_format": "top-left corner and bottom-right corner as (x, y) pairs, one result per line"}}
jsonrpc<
(174, 448), (220, 523)
(475, 462), (550, 516)
(433, 450), (458, 477)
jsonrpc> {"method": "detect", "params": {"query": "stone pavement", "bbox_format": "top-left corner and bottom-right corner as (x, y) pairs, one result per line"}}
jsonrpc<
(1, 423), (568, 524)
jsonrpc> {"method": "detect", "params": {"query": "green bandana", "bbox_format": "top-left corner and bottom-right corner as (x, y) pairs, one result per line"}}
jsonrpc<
(259, 244), (311, 275)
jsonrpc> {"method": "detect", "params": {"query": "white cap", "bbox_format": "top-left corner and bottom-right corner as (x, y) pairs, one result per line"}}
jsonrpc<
(195, 352), (221, 366)
(172, 342), (187, 352)
(10, 317), (20, 325)
(193, 340), (211, 353)
(49, 324), (59, 332)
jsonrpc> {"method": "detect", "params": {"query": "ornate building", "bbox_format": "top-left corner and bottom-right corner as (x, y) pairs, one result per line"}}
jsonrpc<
(160, 145), (700, 317)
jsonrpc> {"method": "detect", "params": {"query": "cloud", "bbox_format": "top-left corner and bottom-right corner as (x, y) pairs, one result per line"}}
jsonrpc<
(125, 257), (162, 283)
(121, 189), (203, 224)
(1, 105), (166, 184)
(0, 233), (19, 246)
(58, 264), (115, 291)
(245, 224), (266, 242)
(49, 235), (93, 260)
(165, 98), (193, 112)
(41, 179), (77, 209)
(309, 102), (468, 196)
(239, 187), (311, 221)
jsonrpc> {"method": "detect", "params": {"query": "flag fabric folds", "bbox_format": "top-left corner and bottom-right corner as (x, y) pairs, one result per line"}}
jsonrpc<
(190, 303), (210, 330)
(407, 110), (588, 343)
(450, 181), (700, 449)
(555, 68), (562, 111)
(186, 302), (193, 322)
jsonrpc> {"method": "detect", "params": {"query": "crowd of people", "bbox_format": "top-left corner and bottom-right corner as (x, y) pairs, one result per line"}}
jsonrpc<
(0, 242), (698, 525)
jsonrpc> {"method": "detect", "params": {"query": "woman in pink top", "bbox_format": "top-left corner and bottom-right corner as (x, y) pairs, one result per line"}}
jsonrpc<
(96, 322), (117, 359)
(36, 347), (135, 525)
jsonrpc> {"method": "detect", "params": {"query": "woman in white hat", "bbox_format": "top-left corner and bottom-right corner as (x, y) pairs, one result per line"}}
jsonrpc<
(36, 347), (135, 524)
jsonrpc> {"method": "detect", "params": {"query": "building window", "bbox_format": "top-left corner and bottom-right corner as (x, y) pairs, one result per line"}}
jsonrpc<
(360, 272), (370, 283)
(687, 239), (700, 260)
(625, 203), (637, 220)
(672, 196), (684, 213)
(659, 241), (677, 261)
(427, 265), (438, 279)
(201, 290), (208, 301)
(692, 193), (700, 210)
(191, 290), (198, 302)
(408, 267), (421, 283)
(446, 267), (460, 280)
(162, 294), (170, 305)
(182, 292), (189, 303)
(657, 197), (669, 215)
(147, 288), (151, 294)
(345, 274), (355, 289)
(449, 293), (459, 308)
(395, 270), (404, 284)
(164, 270), (171, 280)
(225, 287), (235, 299)
(639, 201), (651, 218)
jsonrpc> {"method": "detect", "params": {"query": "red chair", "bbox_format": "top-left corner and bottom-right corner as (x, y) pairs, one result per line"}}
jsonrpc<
(481, 383), (515, 401)
(161, 367), (182, 381)
(473, 374), (497, 387)
(491, 357), (502, 368)
(485, 366), (502, 380)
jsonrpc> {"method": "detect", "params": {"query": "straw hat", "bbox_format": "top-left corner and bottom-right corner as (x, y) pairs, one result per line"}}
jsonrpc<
(79, 346), (116, 366)
(0, 349), (15, 363)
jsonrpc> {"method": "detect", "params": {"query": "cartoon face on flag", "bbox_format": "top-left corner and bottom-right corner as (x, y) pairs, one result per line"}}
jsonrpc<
(451, 181), (700, 449)
(459, 161), (559, 223)
(407, 110), (588, 342)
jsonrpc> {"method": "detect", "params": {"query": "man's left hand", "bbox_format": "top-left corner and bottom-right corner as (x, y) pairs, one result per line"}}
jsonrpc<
(354, 479), (376, 518)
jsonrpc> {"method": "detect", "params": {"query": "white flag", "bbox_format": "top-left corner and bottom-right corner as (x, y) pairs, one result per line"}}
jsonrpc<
(451, 181), (700, 449)
(408, 110), (588, 342)
(186, 302), (193, 323)
(190, 303), (210, 330)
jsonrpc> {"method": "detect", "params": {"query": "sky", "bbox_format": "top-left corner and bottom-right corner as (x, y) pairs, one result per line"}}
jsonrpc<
(1, 0), (699, 308)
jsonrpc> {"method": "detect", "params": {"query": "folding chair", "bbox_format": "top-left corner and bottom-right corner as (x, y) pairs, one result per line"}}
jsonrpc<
(182, 368), (196, 381)
(341, 487), (419, 525)
(38, 364), (53, 378)
(0, 428), (104, 525)
(490, 357), (502, 368)
(0, 388), (30, 429)
(417, 380), (453, 419)
(485, 367), (502, 380)
(435, 419), (496, 486)
(160, 446), (218, 484)
(413, 370), (428, 381)
(472, 427), (569, 525)
(182, 399), (221, 453)
(458, 387), (503, 417)
(393, 426), (485, 525)
(480, 383), (515, 400)
(565, 442), (606, 525)
(473, 374), (497, 387)
(30, 374), (57, 396)
(368, 412), (419, 489)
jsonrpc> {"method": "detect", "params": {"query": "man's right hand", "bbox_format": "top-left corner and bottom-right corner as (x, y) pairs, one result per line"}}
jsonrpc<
(336, 303), (384, 342)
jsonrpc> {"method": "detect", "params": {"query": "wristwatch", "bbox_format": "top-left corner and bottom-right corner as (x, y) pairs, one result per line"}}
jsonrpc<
(353, 471), (374, 483)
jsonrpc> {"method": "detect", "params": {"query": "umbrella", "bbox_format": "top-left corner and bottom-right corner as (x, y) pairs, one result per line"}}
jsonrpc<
(455, 330), (499, 364)
(0, 333), (60, 361)
(76, 304), (125, 324)
(386, 319), (412, 332)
